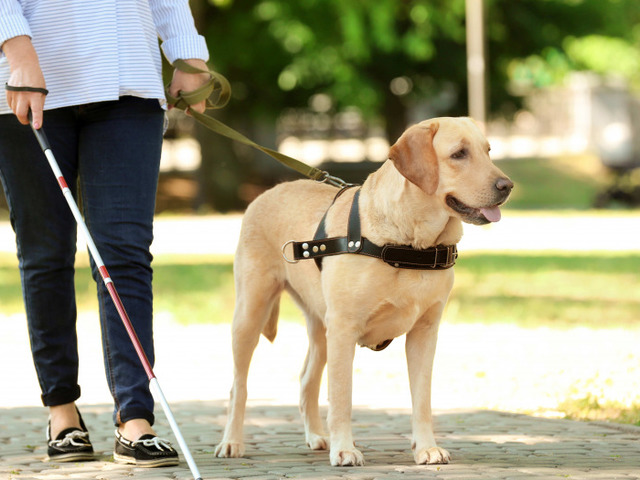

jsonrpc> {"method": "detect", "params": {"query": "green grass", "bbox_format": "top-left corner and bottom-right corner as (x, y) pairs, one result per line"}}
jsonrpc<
(497, 154), (607, 211)
(153, 261), (236, 324)
(2, 251), (638, 329)
(446, 252), (640, 329)
(558, 394), (640, 427)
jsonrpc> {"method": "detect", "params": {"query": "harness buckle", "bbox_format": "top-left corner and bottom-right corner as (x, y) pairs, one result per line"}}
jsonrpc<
(447, 245), (458, 267)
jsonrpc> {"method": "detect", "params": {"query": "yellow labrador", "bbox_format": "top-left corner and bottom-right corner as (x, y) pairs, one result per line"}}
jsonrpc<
(214, 117), (513, 466)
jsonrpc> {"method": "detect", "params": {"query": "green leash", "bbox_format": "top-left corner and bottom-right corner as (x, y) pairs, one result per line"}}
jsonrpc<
(165, 60), (350, 188)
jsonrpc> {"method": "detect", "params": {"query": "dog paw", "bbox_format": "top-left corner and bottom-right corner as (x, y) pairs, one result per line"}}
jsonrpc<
(414, 446), (451, 465)
(306, 433), (329, 450)
(330, 447), (365, 466)
(214, 441), (245, 458)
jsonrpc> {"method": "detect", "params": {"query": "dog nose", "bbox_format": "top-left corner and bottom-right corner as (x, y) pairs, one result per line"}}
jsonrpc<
(495, 177), (514, 194)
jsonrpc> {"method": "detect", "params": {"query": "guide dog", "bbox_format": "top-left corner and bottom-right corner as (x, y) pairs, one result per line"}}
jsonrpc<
(214, 117), (513, 466)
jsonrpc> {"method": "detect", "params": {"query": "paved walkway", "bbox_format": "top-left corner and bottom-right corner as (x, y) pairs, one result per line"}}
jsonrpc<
(2, 402), (640, 480)
(1, 214), (640, 479)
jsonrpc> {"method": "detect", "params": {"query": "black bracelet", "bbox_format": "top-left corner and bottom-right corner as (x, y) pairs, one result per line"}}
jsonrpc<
(5, 83), (49, 95)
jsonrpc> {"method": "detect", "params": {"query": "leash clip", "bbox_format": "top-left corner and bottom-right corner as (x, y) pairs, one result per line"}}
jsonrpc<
(318, 171), (356, 189)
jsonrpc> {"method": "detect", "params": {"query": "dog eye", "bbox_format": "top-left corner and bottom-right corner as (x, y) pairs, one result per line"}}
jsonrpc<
(451, 148), (468, 160)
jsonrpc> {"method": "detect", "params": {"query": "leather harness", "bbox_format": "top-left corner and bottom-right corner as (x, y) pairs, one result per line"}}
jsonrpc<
(283, 187), (458, 352)
(287, 187), (458, 271)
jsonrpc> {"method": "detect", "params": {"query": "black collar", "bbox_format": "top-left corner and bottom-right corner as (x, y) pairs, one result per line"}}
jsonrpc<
(287, 187), (458, 271)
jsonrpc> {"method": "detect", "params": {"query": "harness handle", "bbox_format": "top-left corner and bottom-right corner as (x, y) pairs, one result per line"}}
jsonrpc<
(166, 60), (352, 188)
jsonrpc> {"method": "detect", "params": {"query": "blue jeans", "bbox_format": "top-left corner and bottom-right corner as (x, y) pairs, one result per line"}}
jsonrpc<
(0, 97), (164, 426)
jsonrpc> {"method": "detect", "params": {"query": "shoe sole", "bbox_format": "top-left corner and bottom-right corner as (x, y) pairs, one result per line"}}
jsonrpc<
(45, 452), (97, 463)
(113, 452), (179, 468)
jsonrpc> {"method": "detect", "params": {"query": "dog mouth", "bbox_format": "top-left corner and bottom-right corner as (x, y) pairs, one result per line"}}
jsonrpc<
(446, 195), (504, 225)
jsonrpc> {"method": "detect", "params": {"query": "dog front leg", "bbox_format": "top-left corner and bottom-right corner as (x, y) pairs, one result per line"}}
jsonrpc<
(405, 309), (451, 465)
(326, 322), (364, 466)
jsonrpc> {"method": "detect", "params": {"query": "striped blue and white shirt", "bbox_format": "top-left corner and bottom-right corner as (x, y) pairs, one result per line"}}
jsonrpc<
(0, 0), (209, 114)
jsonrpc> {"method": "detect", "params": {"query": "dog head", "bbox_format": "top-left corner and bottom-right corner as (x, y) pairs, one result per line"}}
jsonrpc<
(388, 117), (513, 225)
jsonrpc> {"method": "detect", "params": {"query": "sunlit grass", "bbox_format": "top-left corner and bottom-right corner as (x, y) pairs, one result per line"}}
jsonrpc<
(2, 251), (638, 329)
(558, 395), (640, 427)
(498, 154), (607, 211)
(446, 252), (640, 329)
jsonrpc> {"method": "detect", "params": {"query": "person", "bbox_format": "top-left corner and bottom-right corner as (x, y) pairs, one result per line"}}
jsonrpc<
(0, 0), (211, 467)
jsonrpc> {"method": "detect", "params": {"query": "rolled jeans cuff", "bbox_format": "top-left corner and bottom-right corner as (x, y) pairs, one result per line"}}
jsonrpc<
(117, 406), (155, 427)
(41, 385), (81, 407)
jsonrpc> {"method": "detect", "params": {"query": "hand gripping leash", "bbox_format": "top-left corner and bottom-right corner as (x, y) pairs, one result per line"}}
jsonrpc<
(29, 118), (203, 480)
(166, 60), (354, 189)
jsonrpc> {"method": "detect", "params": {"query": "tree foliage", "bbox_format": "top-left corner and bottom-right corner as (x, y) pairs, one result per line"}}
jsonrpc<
(184, 0), (640, 210)
(193, 0), (640, 123)
(494, 0), (640, 95)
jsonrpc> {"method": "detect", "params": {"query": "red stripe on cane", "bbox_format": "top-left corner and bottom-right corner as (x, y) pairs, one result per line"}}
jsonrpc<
(98, 265), (111, 282)
(57, 176), (68, 190)
(105, 281), (156, 380)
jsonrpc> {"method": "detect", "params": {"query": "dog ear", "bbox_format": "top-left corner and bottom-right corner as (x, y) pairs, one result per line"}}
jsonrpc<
(388, 122), (440, 195)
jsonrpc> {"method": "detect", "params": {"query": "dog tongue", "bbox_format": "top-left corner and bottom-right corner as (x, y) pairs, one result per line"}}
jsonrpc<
(480, 206), (502, 223)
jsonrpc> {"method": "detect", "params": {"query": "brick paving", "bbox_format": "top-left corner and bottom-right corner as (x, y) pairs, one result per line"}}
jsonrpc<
(2, 402), (640, 480)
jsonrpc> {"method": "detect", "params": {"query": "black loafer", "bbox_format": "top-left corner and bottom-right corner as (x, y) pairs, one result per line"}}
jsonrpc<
(45, 411), (95, 462)
(113, 429), (179, 467)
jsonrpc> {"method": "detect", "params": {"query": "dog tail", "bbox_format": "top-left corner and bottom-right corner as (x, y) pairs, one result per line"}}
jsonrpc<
(261, 301), (279, 343)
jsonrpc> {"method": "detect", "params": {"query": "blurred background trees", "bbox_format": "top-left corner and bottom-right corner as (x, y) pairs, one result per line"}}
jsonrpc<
(162, 0), (640, 211)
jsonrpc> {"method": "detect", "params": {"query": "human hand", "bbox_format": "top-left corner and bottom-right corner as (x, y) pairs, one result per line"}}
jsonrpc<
(3, 36), (47, 128)
(168, 58), (211, 115)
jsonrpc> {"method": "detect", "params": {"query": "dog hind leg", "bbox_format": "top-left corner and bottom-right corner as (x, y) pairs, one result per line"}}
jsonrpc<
(215, 267), (284, 458)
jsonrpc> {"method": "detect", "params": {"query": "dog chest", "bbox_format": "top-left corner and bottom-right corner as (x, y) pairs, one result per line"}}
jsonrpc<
(355, 269), (453, 347)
